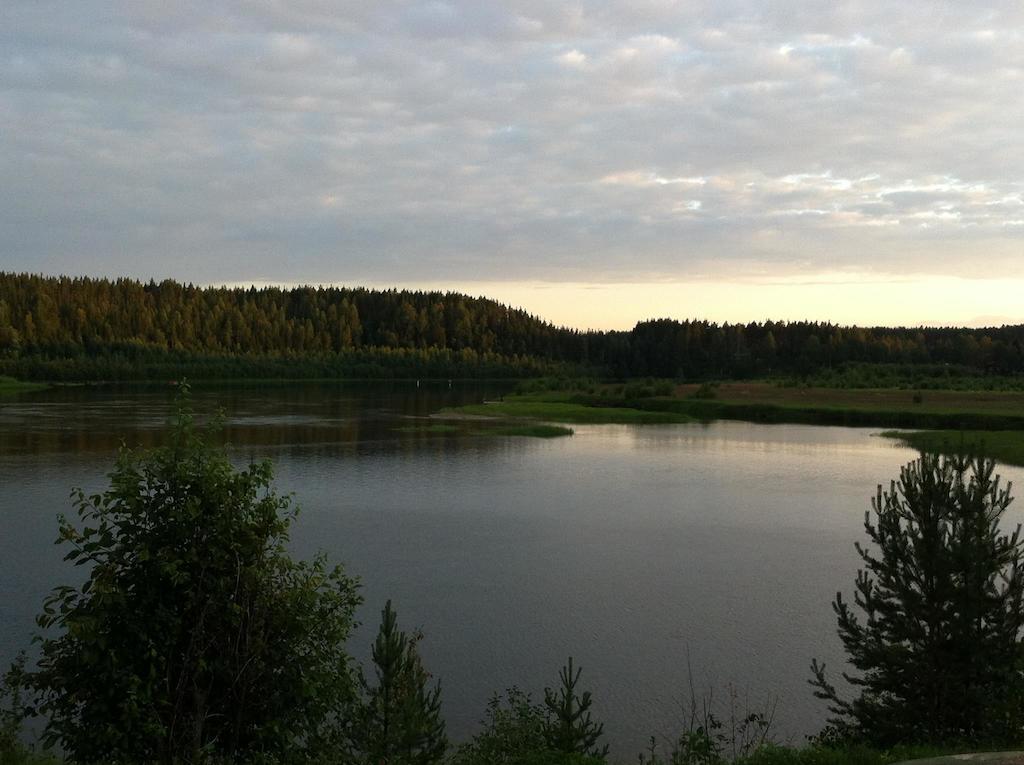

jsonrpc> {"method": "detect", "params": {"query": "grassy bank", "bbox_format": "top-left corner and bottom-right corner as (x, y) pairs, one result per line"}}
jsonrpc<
(675, 383), (1024, 418)
(558, 383), (1024, 431)
(443, 399), (694, 424)
(0, 376), (47, 395)
(441, 382), (1024, 430)
(880, 430), (1024, 467)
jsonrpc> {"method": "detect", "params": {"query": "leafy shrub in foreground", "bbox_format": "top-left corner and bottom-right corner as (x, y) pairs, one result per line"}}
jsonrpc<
(25, 387), (363, 764)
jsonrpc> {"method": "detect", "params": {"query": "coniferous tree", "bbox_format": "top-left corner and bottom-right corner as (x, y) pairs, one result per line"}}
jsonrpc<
(543, 657), (609, 760)
(811, 453), (1024, 746)
(356, 600), (447, 765)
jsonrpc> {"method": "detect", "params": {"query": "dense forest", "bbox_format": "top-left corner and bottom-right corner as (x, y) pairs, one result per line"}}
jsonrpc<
(2, 272), (1023, 381)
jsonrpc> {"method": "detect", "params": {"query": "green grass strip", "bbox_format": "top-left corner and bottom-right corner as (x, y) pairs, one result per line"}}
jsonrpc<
(880, 429), (1024, 467)
(0, 375), (48, 394)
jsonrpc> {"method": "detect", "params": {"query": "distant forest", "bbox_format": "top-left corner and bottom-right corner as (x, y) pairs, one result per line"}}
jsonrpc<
(1, 272), (1023, 381)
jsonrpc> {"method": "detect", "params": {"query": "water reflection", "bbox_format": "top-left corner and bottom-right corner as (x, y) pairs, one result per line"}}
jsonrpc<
(0, 381), (512, 456)
(3, 384), (1023, 757)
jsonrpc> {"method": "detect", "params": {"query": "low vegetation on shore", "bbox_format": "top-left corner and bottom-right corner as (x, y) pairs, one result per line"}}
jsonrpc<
(7, 365), (1024, 463)
(0, 376), (47, 395)
(879, 429), (1024, 467)
(431, 379), (1024, 464)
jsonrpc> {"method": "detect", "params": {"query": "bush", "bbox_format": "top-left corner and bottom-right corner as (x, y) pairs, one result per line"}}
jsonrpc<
(25, 386), (363, 764)
(449, 657), (609, 765)
(447, 688), (551, 765)
(811, 453), (1024, 746)
(692, 382), (719, 400)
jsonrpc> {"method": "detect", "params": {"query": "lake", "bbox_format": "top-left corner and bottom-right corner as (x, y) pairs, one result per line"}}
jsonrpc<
(3, 383), (1021, 757)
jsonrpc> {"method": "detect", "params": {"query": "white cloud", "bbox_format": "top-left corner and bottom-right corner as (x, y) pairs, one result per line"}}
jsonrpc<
(557, 49), (588, 68)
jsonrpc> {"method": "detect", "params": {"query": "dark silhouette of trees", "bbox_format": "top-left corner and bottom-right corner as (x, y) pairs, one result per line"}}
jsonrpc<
(811, 454), (1024, 746)
(2, 272), (1024, 381)
(354, 600), (447, 765)
(543, 658), (609, 760)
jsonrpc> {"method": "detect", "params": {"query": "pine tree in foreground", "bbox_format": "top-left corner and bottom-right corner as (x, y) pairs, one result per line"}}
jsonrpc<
(811, 453), (1024, 746)
(543, 657), (609, 760)
(356, 600), (447, 765)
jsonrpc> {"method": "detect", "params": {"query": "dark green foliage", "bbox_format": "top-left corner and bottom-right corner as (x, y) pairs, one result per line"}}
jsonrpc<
(811, 454), (1024, 746)
(3, 272), (1024, 382)
(447, 689), (602, 765)
(1, 654), (31, 764)
(355, 600), (447, 765)
(692, 382), (719, 400)
(542, 658), (608, 760)
(794, 363), (1024, 392)
(447, 688), (548, 765)
(881, 430), (1024, 469)
(26, 387), (363, 764)
(0, 273), (584, 381)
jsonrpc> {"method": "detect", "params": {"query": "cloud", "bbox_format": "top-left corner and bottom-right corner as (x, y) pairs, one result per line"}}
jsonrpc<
(2, 1), (1024, 286)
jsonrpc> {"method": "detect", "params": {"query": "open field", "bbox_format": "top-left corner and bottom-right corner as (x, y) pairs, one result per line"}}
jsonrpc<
(673, 382), (1024, 417)
(608, 383), (1024, 431)
(446, 382), (1024, 431)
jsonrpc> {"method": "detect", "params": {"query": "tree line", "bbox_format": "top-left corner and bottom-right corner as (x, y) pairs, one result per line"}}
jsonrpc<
(2, 272), (1024, 380)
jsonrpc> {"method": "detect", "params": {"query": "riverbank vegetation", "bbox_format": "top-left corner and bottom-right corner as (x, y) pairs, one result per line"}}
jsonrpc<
(0, 376), (47, 395)
(439, 382), (1024, 457)
(879, 430), (1024, 467)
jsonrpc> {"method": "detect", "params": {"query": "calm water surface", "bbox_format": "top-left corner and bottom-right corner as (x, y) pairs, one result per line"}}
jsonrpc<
(3, 383), (1022, 756)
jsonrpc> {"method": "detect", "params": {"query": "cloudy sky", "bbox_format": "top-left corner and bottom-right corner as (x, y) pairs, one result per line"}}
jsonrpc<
(3, 1), (1024, 328)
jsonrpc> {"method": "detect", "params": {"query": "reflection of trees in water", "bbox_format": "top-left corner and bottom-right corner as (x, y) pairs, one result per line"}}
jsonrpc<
(0, 382), (516, 458)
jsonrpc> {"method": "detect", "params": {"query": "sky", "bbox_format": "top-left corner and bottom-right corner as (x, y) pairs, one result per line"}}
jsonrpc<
(2, 1), (1024, 330)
